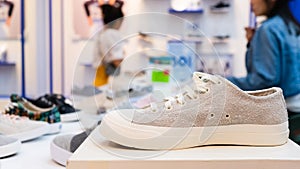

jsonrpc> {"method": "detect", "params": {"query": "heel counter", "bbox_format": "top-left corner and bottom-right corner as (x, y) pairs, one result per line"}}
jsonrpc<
(279, 90), (288, 122)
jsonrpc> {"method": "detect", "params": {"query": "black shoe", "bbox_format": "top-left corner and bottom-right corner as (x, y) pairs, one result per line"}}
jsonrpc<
(24, 95), (54, 109)
(44, 94), (81, 122)
(210, 1), (230, 13)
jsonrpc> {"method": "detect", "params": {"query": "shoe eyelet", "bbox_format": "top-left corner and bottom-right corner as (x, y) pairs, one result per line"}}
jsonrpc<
(210, 113), (214, 118)
(166, 106), (172, 110)
(218, 81), (222, 84)
(193, 96), (198, 99)
(225, 114), (230, 119)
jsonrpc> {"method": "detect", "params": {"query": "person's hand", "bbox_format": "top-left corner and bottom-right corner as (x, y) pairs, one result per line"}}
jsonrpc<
(6, 17), (11, 26)
(245, 27), (255, 42)
(87, 16), (93, 26)
(109, 0), (116, 5)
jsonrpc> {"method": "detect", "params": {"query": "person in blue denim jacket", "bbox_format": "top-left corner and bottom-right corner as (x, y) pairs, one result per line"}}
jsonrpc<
(227, 0), (300, 113)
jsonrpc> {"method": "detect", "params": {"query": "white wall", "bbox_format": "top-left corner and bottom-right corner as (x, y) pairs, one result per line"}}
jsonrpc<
(52, 0), (63, 94)
(56, 0), (250, 96)
(24, 0), (51, 97)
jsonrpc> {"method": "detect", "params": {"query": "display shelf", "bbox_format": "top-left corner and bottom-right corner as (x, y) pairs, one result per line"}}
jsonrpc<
(0, 61), (16, 66)
(67, 126), (300, 169)
(168, 8), (204, 14)
(80, 63), (93, 67)
(210, 38), (230, 44)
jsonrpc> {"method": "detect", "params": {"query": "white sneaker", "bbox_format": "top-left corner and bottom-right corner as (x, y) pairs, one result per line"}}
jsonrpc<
(0, 135), (21, 158)
(0, 114), (49, 142)
(99, 72), (289, 150)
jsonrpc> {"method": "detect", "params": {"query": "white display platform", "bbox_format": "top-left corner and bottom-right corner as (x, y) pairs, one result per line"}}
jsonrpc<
(67, 126), (300, 169)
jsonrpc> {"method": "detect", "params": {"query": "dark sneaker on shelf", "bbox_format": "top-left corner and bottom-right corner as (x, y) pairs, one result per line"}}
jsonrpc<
(25, 95), (54, 109)
(210, 1), (230, 13)
(7, 94), (62, 134)
(0, 135), (21, 158)
(44, 94), (81, 122)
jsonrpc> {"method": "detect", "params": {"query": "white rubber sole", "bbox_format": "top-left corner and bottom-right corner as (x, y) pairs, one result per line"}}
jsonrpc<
(47, 123), (62, 135)
(8, 124), (49, 142)
(0, 139), (21, 158)
(61, 112), (79, 122)
(50, 140), (72, 166)
(99, 112), (289, 150)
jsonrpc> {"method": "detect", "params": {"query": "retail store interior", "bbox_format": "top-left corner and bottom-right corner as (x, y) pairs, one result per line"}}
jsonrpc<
(1, 0), (300, 169)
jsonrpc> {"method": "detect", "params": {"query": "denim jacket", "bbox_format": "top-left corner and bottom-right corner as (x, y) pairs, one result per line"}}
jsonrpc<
(227, 15), (300, 97)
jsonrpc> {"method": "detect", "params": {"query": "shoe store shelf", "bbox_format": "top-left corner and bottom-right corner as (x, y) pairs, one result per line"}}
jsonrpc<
(168, 8), (204, 14)
(0, 61), (16, 66)
(67, 126), (300, 169)
(80, 63), (93, 67)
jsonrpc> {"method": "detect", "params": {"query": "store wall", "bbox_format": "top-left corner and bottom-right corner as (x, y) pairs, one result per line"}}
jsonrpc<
(52, 0), (63, 94)
(54, 0), (250, 96)
(0, 0), (22, 96)
(24, 0), (51, 97)
(120, 0), (249, 77)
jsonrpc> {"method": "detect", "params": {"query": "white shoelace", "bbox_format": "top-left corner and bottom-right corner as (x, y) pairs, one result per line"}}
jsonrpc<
(150, 75), (219, 111)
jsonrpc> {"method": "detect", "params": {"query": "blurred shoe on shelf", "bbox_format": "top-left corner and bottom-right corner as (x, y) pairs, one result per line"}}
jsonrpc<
(0, 44), (7, 62)
(18, 93), (80, 122)
(210, 1), (230, 13)
(44, 94), (81, 122)
(50, 128), (94, 166)
(72, 85), (102, 97)
(0, 114), (49, 142)
(25, 95), (54, 109)
(211, 34), (230, 44)
(105, 72), (153, 99)
(0, 135), (21, 158)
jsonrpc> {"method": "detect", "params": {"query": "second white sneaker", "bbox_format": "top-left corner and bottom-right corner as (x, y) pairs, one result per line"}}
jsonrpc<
(0, 114), (49, 142)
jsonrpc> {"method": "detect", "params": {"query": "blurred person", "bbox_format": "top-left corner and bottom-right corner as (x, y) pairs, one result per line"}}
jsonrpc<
(226, 0), (300, 143)
(92, 0), (125, 86)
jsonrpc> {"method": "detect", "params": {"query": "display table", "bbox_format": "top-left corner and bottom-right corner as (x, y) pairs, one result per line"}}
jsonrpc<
(67, 126), (300, 169)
